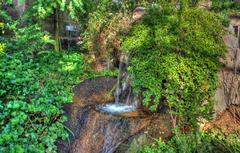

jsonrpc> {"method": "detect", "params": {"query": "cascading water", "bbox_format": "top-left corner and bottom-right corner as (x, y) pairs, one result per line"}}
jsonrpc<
(115, 52), (130, 103)
(97, 52), (139, 115)
(59, 52), (146, 153)
(97, 103), (136, 114)
(95, 7), (147, 116)
(57, 7), (149, 153)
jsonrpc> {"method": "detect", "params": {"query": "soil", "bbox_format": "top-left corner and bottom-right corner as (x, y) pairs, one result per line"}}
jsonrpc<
(204, 105), (240, 134)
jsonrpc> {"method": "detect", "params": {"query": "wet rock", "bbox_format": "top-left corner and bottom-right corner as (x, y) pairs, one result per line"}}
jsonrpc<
(72, 76), (117, 106)
(63, 77), (116, 131)
(117, 111), (147, 118)
(57, 76), (173, 153)
(70, 109), (151, 153)
(58, 106), (151, 153)
(115, 114), (173, 153)
(57, 77), (155, 153)
(57, 77), (116, 153)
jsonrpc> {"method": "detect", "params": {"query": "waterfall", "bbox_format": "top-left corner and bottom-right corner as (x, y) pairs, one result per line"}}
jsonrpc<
(96, 52), (139, 115)
(114, 54), (124, 103)
(114, 52), (139, 107)
(114, 52), (132, 103)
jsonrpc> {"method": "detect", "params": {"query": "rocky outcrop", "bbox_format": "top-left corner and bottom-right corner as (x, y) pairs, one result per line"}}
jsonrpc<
(70, 108), (151, 153)
(57, 76), (117, 153)
(57, 77), (172, 153)
(215, 18), (240, 113)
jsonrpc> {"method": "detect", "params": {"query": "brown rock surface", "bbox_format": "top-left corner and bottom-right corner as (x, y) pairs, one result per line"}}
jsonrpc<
(115, 114), (173, 153)
(57, 77), (117, 153)
(71, 109), (151, 153)
(65, 76), (117, 129)
(57, 77), (166, 153)
(214, 27), (240, 113)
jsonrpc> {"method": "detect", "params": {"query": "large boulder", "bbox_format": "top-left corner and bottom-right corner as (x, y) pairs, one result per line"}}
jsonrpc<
(57, 76), (172, 153)
(69, 108), (151, 153)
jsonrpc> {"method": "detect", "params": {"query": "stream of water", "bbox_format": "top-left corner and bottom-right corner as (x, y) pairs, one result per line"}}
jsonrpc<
(98, 52), (139, 114)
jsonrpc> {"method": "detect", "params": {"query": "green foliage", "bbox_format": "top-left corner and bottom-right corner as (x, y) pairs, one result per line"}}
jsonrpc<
(122, 3), (226, 126)
(3, 0), (84, 19)
(27, 0), (85, 51)
(0, 22), (4, 35)
(211, 0), (240, 26)
(139, 130), (240, 153)
(212, 0), (240, 13)
(0, 22), (4, 52)
(84, 0), (113, 51)
(5, 24), (53, 54)
(83, 0), (151, 54)
(0, 43), (5, 52)
(0, 23), (87, 152)
(2, 0), (86, 51)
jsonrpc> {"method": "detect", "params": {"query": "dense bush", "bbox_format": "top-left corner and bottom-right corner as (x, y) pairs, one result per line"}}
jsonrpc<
(122, 3), (226, 126)
(0, 23), (87, 152)
(139, 130), (240, 153)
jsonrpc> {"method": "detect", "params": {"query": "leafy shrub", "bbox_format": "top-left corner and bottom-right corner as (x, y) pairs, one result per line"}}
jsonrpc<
(122, 3), (226, 126)
(0, 24), (87, 152)
(139, 130), (240, 153)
